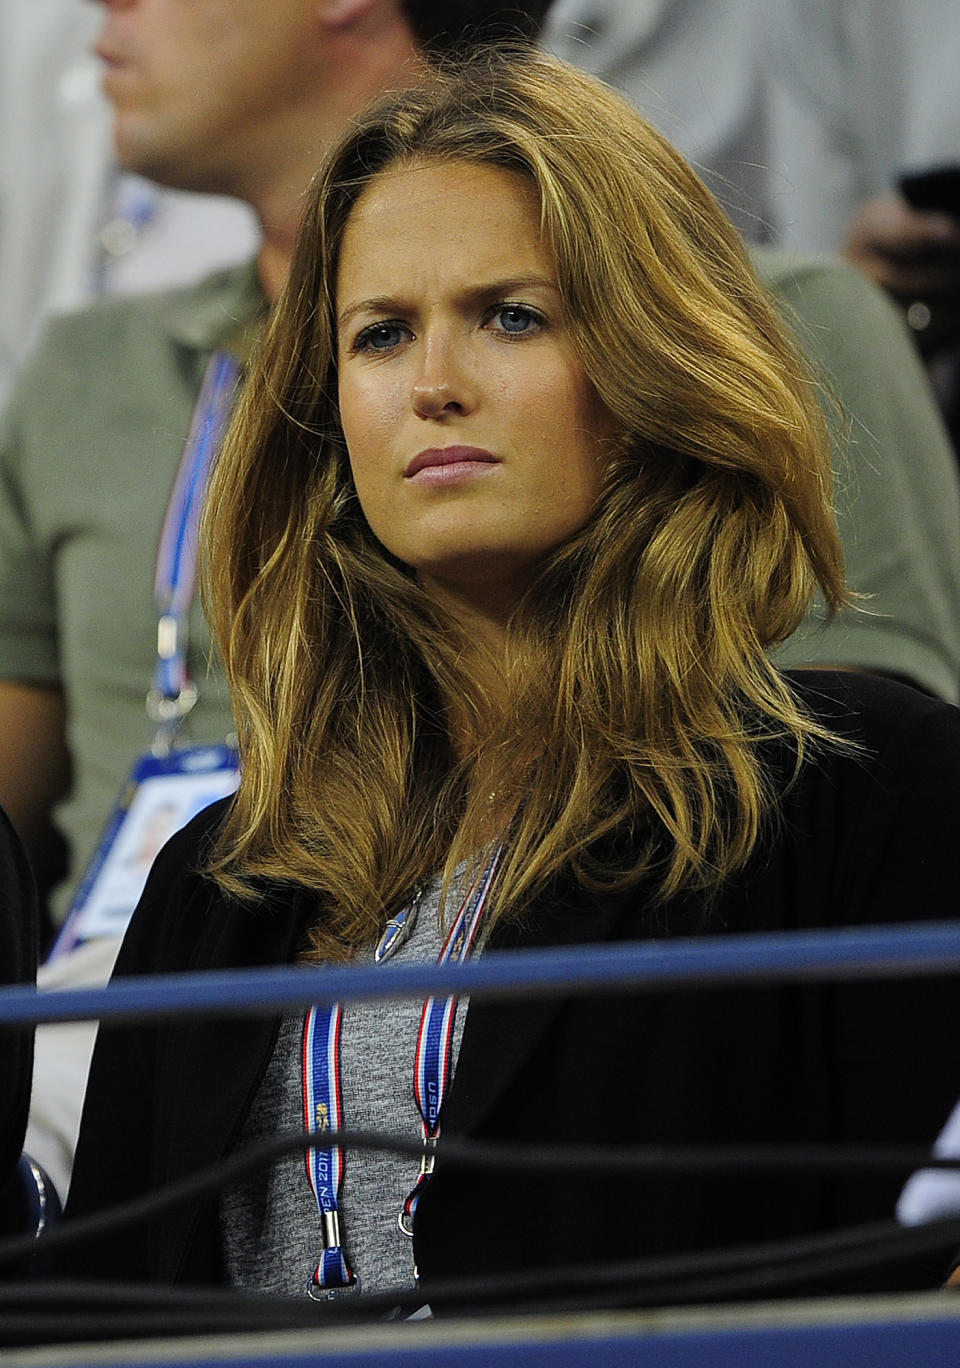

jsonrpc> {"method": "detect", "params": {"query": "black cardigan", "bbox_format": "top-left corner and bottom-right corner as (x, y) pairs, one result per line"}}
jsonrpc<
(64, 672), (960, 1301)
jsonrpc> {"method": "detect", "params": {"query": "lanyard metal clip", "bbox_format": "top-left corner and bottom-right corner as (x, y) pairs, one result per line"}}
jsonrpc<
(418, 1135), (438, 1181)
(322, 1209), (343, 1251)
(146, 682), (199, 758)
(147, 610), (199, 756)
(307, 1274), (361, 1301)
(146, 683), (199, 725)
(398, 1140), (438, 1240)
(306, 1209), (360, 1299)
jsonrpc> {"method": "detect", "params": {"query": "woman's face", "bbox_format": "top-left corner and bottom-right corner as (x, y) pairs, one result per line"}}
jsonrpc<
(336, 159), (617, 618)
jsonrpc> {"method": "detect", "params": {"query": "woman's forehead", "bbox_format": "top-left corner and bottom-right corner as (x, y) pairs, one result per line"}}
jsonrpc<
(335, 161), (551, 306)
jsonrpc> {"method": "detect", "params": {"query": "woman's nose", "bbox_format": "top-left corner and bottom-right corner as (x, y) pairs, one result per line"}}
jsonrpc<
(411, 338), (476, 419)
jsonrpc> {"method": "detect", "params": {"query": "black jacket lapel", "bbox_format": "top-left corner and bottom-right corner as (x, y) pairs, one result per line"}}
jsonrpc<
(441, 876), (646, 1138)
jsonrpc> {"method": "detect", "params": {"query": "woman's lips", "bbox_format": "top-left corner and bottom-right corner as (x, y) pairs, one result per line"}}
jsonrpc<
(405, 446), (500, 485)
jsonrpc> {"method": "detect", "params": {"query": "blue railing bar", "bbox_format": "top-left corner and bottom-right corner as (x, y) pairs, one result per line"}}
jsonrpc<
(1, 920), (959, 1028)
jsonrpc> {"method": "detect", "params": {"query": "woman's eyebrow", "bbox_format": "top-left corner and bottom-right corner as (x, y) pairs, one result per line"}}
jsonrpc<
(460, 273), (560, 301)
(337, 276), (561, 331)
(337, 296), (401, 330)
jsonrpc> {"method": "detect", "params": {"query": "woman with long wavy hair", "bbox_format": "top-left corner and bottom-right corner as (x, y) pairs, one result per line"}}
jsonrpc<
(65, 49), (960, 1305)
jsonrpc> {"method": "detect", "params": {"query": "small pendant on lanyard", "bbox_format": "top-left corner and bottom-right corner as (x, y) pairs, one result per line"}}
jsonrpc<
(374, 889), (423, 963)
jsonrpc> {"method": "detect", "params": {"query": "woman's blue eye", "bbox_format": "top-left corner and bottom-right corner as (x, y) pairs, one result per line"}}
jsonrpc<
(357, 322), (408, 351)
(494, 305), (541, 334)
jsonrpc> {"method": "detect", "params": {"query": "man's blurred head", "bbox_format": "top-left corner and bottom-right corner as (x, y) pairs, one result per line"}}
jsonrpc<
(91, 0), (553, 198)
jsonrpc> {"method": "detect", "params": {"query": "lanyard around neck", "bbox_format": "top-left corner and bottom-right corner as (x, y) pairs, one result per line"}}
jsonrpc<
(301, 845), (503, 1298)
(147, 350), (241, 755)
(399, 849), (502, 1237)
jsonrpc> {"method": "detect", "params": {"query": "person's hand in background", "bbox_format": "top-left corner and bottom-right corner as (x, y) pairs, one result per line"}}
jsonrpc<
(845, 190), (960, 356)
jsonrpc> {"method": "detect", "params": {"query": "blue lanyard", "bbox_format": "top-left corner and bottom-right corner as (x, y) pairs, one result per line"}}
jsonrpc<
(400, 848), (502, 1236)
(148, 351), (240, 753)
(302, 1003), (354, 1294)
(301, 846), (502, 1297)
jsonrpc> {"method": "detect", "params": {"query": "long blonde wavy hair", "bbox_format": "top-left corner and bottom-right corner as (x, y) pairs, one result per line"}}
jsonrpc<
(202, 48), (848, 958)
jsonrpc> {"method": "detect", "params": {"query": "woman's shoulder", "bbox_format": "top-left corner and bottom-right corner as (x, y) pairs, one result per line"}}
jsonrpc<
(142, 794), (234, 898)
(780, 667), (960, 815)
(783, 668), (959, 747)
(113, 797), (238, 976)
(770, 670), (960, 923)
(115, 795), (310, 978)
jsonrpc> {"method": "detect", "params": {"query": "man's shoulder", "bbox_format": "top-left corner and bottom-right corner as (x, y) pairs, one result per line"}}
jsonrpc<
(750, 244), (903, 330)
(37, 258), (264, 355)
(750, 245), (859, 291)
(1, 259), (264, 427)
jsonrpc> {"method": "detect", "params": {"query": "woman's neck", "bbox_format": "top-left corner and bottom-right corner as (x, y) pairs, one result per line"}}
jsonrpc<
(415, 572), (532, 760)
(417, 571), (521, 656)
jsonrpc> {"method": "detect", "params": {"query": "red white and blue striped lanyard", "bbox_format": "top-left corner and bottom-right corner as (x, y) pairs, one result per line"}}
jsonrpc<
(301, 846), (503, 1298)
(149, 350), (240, 754)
